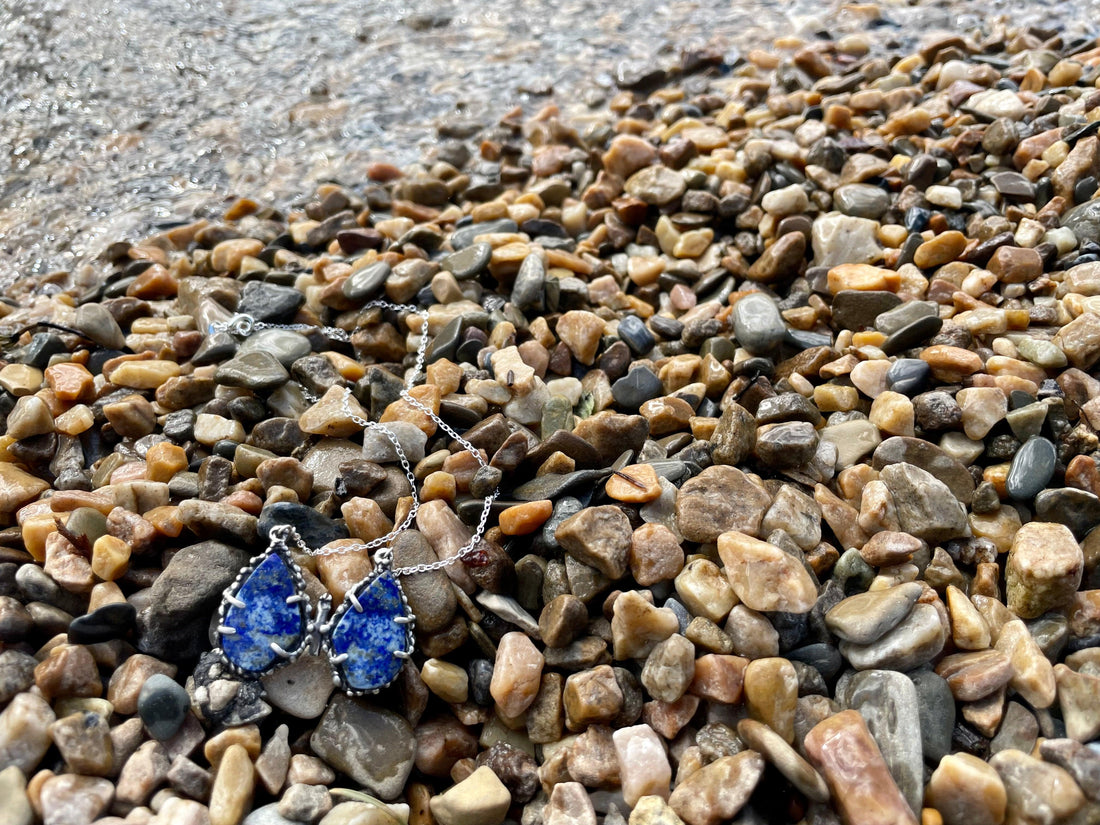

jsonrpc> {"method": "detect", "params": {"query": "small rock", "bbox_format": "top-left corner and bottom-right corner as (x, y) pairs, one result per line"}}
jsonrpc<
(667, 750), (764, 825)
(804, 710), (918, 825)
(1006, 522), (1083, 618)
(138, 673), (191, 741)
(309, 695), (414, 800)
(716, 531), (817, 614)
(490, 632), (545, 718)
(429, 765), (511, 825)
(926, 752), (1007, 825)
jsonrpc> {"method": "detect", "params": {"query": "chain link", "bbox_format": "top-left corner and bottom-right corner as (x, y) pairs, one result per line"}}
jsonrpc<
(210, 301), (500, 577)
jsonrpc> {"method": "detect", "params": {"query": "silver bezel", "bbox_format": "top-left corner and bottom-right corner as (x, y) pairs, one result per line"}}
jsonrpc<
(213, 537), (313, 679)
(323, 569), (417, 696)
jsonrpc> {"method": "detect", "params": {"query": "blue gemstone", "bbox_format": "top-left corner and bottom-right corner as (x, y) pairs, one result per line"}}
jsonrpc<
(329, 572), (411, 693)
(221, 552), (306, 674)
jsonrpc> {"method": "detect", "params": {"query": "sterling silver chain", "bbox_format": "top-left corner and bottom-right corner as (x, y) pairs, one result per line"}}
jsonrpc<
(211, 300), (499, 577)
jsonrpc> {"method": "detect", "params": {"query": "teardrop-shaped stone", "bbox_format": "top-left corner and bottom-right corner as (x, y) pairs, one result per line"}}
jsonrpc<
(330, 572), (412, 693)
(221, 552), (307, 674)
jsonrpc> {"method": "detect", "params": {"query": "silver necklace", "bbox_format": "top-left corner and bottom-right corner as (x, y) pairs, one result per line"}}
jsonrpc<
(209, 301), (500, 694)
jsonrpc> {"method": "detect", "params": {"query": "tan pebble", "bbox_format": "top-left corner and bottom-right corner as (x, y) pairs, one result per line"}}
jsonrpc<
(849, 359), (891, 399)
(145, 442), (189, 483)
(688, 654), (748, 704)
(563, 665), (623, 730)
(629, 523), (685, 586)
(667, 750), (764, 825)
(298, 386), (365, 438)
(91, 535), (131, 581)
(106, 360), (181, 389)
(44, 362), (95, 402)
(994, 619), (1056, 709)
(913, 231), (967, 269)
(717, 531), (817, 614)
(54, 404), (94, 436)
(869, 391), (915, 436)
(1053, 664), (1100, 742)
(605, 463), (662, 503)
(827, 263), (900, 293)
(612, 590), (679, 659)
(556, 311), (606, 365)
(209, 744), (254, 825)
(498, 500), (553, 536)
(211, 239), (264, 273)
(925, 752), (1006, 825)
(920, 345), (983, 382)
(674, 559), (737, 623)
(380, 384), (441, 436)
(204, 726), (262, 768)
(0, 363), (43, 396)
(420, 659), (469, 704)
(945, 585), (991, 650)
(1005, 522), (1083, 618)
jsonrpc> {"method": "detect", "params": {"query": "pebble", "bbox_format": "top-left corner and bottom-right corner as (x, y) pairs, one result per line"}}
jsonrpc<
(825, 582), (922, 644)
(732, 293), (786, 353)
(545, 782), (597, 825)
(612, 724), (671, 806)
(429, 766), (511, 825)
(676, 466), (771, 543)
(138, 673), (191, 741)
(989, 749), (1086, 825)
(839, 602), (946, 672)
(926, 753), (1007, 825)
(490, 632), (544, 718)
(805, 710), (918, 825)
(1005, 436), (1056, 501)
(1006, 522), (1084, 618)
(309, 696), (414, 800)
(717, 531), (817, 614)
(39, 774), (114, 825)
(667, 750), (764, 825)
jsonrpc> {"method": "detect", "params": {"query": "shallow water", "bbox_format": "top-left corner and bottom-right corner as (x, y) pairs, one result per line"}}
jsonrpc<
(1, 0), (1097, 295)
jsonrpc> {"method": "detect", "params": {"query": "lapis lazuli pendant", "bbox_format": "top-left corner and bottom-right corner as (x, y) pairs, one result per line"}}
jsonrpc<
(216, 532), (310, 677)
(325, 569), (415, 695)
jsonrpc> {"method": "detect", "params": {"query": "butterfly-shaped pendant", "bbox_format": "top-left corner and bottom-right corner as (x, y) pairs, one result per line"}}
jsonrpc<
(215, 527), (414, 694)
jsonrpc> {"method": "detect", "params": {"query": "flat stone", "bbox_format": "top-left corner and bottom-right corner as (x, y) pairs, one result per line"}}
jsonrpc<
(309, 695), (415, 800)
(261, 653), (334, 720)
(342, 261), (391, 301)
(840, 602), (946, 671)
(676, 466), (771, 543)
(825, 582), (922, 644)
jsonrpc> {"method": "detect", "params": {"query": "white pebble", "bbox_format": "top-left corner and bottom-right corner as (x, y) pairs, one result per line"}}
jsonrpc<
(925, 185), (963, 209)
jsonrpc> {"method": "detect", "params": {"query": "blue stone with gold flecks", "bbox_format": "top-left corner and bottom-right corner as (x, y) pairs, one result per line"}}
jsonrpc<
(329, 571), (413, 694)
(220, 552), (307, 674)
